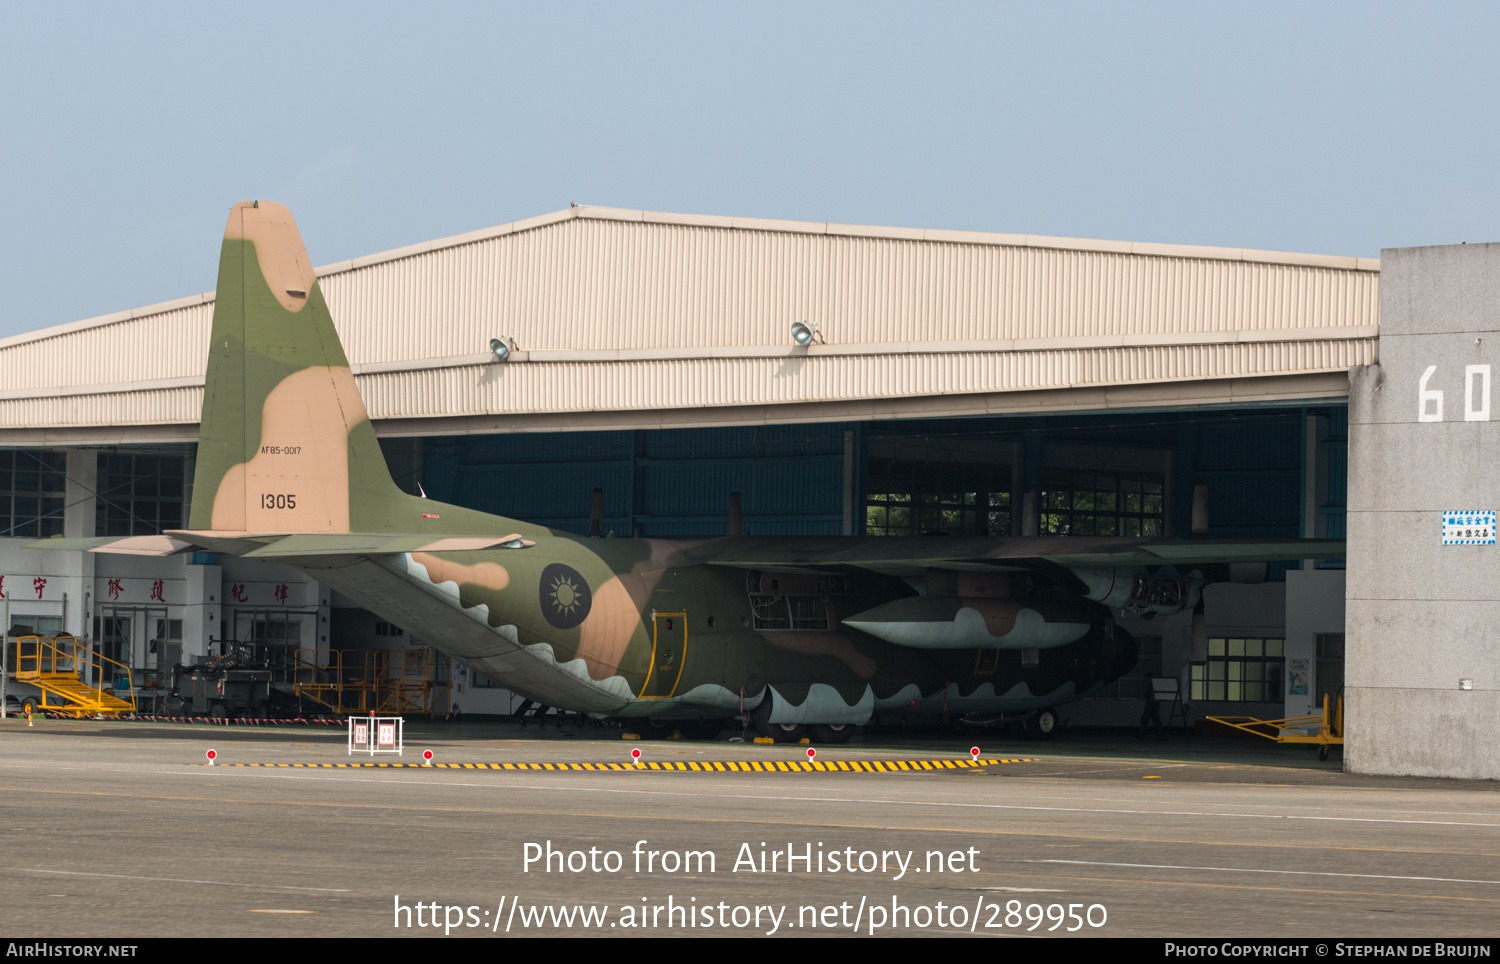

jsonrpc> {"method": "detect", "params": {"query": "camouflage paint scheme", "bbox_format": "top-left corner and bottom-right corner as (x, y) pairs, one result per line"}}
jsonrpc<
(39, 202), (1346, 736)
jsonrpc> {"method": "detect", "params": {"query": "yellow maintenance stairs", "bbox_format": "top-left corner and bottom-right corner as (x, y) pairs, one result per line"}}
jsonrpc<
(15, 635), (136, 718)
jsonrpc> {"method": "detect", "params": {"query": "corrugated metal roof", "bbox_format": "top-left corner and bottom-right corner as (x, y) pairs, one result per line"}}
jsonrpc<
(0, 206), (1380, 442)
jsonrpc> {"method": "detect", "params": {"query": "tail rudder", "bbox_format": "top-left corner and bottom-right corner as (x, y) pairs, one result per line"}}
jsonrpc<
(189, 200), (403, 533)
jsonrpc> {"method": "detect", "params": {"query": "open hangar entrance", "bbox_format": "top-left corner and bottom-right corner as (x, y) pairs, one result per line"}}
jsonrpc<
(0, 400), (1349, 732)
(0, 203), (1376, 745)
(383, 400), (1348, 729)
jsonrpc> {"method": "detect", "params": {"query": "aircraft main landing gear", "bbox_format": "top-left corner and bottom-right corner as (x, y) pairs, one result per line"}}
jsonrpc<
(753, 692), (807, 743)
(811, 723), (855, 744)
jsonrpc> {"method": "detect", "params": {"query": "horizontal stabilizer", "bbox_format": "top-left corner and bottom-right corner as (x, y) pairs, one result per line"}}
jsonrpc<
(91, 529), (534, 558)
(239, 533), (534, 557)
(36, 530), (537, 560)
(28, 535), (194, 557)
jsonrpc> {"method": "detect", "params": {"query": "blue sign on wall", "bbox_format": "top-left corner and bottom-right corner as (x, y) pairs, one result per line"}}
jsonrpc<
(1442, 510), (1496, 545)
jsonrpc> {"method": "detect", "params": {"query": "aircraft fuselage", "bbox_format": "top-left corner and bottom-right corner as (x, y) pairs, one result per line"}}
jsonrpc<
(290, 531), (1138, 726)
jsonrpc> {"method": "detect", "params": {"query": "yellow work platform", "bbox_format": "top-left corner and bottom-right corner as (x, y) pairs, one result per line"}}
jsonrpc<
(14, 635), (136, 718)
(292, 647), (449, 717)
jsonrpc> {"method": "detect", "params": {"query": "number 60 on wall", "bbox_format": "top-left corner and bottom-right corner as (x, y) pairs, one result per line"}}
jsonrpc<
(1419, 365), (1491, 422)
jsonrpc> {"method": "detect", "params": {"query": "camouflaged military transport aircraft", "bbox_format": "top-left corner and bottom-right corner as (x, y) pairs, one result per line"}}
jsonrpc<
(40, 201), (1345, 741)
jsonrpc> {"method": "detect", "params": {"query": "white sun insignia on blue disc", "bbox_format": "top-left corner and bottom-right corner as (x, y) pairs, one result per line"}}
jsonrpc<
(550, 574), (582, 616)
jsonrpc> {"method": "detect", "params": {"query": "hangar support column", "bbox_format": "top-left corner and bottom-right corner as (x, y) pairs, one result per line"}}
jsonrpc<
(62, 449), (96, 637)
(1017, 421), (1045, 536)
(1346, 242), (1500, 780)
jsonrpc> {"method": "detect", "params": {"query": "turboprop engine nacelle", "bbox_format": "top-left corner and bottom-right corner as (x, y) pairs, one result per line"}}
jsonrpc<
(841, 596), (1093, 650)
(1073, 567), (1204, 618)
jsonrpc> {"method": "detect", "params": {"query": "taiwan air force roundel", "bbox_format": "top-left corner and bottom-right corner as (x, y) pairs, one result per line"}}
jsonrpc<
(539, 563), (592, 629)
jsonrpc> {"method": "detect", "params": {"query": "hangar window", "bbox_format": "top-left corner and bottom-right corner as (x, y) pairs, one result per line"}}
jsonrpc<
(95, 453), (185, 536)
(1191, 638), (1284, 702)
(865, 459), (1012, 536)
(0, 450), (66, 538)
(1041, 470), (1164, 537)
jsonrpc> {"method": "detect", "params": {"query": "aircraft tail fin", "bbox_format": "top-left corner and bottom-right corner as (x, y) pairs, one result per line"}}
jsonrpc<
(188, 200), (405, 533)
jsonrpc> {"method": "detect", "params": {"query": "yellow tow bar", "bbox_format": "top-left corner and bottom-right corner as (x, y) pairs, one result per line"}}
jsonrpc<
(1207, 693), (1343, 761)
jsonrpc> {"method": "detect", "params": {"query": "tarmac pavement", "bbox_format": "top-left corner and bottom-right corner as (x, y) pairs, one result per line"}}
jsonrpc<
(2, 718), (1496, 939)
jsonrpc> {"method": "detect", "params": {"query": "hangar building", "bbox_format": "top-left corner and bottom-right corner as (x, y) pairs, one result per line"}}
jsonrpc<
(0, 204), (1429, 768)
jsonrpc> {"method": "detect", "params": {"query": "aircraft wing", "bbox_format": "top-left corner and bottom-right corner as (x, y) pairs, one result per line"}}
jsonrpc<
(30, 529), (1344, 581)
(691, 535), (1347, 578)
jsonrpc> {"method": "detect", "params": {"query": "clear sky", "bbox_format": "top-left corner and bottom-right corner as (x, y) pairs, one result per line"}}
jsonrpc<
(2, 2), (1496, 339)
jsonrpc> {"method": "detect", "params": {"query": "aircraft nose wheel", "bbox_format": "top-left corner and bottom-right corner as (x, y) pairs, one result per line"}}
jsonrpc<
(1025, 708), (1058, 740)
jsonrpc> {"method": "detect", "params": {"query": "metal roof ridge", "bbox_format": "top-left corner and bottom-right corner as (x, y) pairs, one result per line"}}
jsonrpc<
(571, 206), (1381, 272)
(0, 205), (1380, 353)
(0, 209), (590, 352)
(0, 291), (216, 353)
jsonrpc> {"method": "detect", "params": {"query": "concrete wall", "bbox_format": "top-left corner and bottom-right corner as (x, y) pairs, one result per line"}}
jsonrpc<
(1347, 242), (1500, 780)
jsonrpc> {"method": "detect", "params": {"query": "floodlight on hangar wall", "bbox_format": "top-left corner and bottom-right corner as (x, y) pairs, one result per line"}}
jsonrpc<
(489, 337), (515, 362)
(791, 321), (823, 346)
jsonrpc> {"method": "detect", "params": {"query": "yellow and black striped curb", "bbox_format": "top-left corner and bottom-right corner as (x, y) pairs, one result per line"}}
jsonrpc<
(199, 758), (1036, 772)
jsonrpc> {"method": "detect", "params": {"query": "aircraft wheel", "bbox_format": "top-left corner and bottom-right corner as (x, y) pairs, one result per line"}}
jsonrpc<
(210, 703), (228, 721)
(753, 692), (805, 742)
(683, 719), (727, 740)
(1027, 708), (1058, 740)
(769, 722), (807, 744)
(811, 723), (855, 745)
(640, 718), (676, 739)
